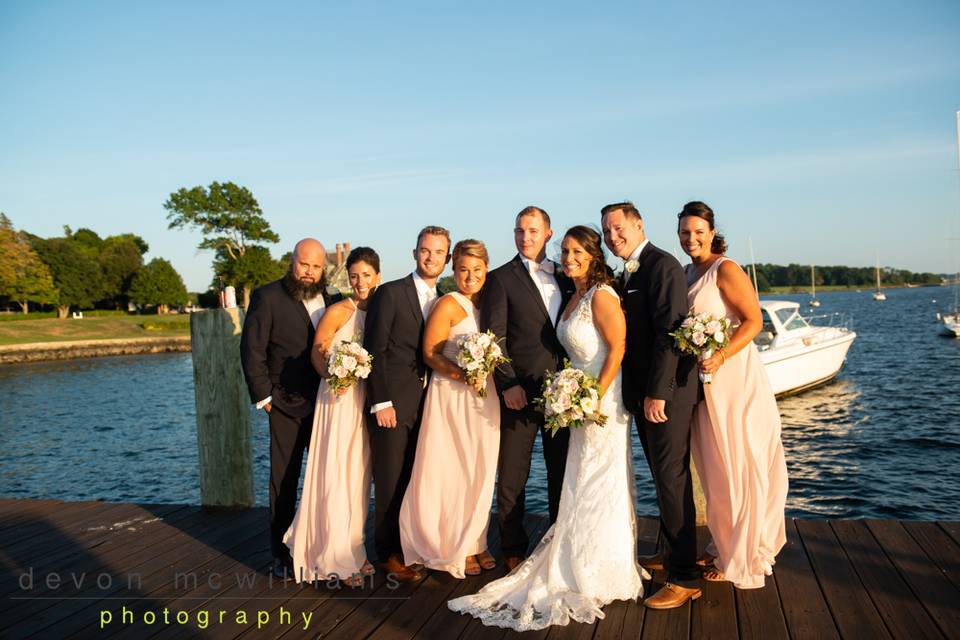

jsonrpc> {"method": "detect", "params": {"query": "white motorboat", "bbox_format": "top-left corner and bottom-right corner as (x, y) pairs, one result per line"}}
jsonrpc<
(942, 312), (960, 337)
(755, 300), (857, 396)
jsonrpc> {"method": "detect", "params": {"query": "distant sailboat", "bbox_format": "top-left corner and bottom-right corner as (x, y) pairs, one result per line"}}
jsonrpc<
(808, 264), (821, 307)
(873, 254), (886, 301)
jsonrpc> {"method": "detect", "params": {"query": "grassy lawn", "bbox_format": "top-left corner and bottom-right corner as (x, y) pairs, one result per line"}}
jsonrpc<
(0, 314), (191, 346)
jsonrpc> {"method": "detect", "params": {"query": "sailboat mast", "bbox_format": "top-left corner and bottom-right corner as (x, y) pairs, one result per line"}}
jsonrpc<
(811, 264), (816, 298)
(749, 237), (759, 299)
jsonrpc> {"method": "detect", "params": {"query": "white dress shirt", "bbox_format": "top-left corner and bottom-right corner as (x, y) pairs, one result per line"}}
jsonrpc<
(256, 294), (327, 409)
(370, 272), (437, 414)
(621, 239), (650, 285)
(521, 256), (562, 322)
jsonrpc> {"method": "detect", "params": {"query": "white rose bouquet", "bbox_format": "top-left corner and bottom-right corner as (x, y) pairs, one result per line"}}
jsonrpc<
(535, 360), (607, 436)
(668, 310), (731, 384)
(326, 338), (373, 395)
(455, 330), (508, 397)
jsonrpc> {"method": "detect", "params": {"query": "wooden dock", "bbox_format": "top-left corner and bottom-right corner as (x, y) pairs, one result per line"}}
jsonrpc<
(0, 499), (957, 639)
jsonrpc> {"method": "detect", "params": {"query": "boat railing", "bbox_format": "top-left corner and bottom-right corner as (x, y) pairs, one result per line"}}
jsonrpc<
(802, 311), (854, 333)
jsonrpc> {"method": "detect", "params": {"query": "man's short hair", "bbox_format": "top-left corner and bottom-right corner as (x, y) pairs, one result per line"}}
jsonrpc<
(416, 225), (451, 249)
(600, 202), (642, 221)
(515, 206), (551, 229)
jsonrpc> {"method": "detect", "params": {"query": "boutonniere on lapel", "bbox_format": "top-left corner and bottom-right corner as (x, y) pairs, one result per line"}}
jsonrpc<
(624, 259), (639, 274)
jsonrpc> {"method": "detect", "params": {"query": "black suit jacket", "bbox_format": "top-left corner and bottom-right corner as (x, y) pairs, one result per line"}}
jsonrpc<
(239, 279), (341, 419)
(621, 242), (697, 414)
(363, 275), (431, 428)
(480, 255), (575, 403)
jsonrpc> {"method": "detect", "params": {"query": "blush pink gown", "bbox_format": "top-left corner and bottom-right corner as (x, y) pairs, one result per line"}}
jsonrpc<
(687, 257), (789, 589)
(283, 304), (371, 582)
(399, 291), (501, 578)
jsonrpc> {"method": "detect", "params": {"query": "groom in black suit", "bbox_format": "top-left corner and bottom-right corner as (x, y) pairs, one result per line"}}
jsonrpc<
(240, 238), (341, 578)
(363, 225), (450, 582)
(481, 206), (574, 571)
(601, 202), (701, 609)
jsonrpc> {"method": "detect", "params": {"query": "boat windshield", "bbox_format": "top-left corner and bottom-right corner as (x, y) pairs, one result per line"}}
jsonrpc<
(775, 308), (809, 331)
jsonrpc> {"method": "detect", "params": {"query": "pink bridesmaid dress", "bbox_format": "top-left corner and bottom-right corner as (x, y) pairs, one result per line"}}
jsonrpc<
(687, 257), (789, 589)
(283, 302), (371, 581)
(399, 291), (501, 578)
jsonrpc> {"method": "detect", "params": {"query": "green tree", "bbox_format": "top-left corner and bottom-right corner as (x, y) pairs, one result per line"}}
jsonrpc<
(129, 258), (189, 314)
(31, 237), (102, 319)
(65, 227), (105, 262)
(99, 236), (145, 308)
(437, 275), (457, 294)
(212, 245), (284, 306)
(164, 181), (279, 306)
(0, 214), (58, 313)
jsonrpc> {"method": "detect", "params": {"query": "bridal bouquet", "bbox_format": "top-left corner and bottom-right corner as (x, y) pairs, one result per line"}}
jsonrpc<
(326, 338), (373, 394)
(535, 360), (607, 436)
(455, 330), (508, 397)
(668, 310), (731, 384)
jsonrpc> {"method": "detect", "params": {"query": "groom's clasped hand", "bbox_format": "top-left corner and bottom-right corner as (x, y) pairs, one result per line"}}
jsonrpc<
(239, 200), (788, 628)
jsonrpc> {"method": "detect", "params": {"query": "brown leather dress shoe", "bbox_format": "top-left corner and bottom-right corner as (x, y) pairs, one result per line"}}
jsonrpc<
(379, 554), (426, 583)
(638, 553), (664, 571)
(504, 556), (524, 572)
(644, 583), (702, 609)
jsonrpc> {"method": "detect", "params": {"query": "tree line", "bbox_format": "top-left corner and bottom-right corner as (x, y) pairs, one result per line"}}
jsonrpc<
(0, 214), (190, 318)
(750, 263), (942, 292)
(0, 181), (289, 318)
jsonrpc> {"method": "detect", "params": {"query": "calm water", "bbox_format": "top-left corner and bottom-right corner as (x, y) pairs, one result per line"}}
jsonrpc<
(1, 286), (957, 519)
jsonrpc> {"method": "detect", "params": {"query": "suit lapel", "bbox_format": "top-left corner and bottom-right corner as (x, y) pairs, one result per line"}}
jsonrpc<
(624, 242), (654, 291)
(401, 274), (424, 325)
(510, 255), (551, 321)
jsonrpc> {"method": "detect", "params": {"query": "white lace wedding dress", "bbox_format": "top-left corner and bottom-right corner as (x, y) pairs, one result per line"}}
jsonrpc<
(448, 284), (646, 631)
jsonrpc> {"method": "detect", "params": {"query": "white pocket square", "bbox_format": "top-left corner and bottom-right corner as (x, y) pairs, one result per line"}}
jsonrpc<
(626, 289), (641, 294)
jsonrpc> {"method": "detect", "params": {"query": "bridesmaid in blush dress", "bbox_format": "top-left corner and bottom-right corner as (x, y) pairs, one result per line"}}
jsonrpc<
(677, 202), (789, 590)
(399, 239), (501, 578)
(283, 247), (381, 586)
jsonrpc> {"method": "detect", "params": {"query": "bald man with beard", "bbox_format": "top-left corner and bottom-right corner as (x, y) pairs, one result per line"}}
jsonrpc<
(240, 238), (342, 578)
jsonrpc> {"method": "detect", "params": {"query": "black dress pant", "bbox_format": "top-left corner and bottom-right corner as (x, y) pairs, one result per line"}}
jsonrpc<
(268, 406), (313, 560)
(635, 400), (700, 588)
(366, 416), (420, 562)
(496, 406), (570, 558)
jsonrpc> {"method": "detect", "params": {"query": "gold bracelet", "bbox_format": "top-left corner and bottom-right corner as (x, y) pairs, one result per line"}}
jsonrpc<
(719, 350), (726, 364)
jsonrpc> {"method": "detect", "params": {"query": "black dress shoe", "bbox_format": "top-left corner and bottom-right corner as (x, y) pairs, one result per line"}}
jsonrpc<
(271, 557), (294, 579)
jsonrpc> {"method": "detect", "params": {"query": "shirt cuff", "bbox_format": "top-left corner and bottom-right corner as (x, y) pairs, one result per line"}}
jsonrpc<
(255, 396), (272, 409)
(370, 401), (393, 414)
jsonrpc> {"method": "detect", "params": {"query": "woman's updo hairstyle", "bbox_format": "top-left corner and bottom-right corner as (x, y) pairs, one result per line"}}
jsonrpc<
(677, 201), (727, 254)
(346, 246), (381, 273)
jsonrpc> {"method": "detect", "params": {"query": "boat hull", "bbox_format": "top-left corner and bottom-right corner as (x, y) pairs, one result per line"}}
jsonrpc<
(760, 332), (856, 396)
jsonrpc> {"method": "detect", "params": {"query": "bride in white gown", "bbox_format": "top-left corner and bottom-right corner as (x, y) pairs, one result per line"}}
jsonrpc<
(448, 226), (646, 631)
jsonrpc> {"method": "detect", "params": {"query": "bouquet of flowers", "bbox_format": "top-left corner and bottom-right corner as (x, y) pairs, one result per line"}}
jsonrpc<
(455, 330), (508, 397)
(535, 360), (607, 436)
(326, 338), (373, 394)
(668, 310), (731, 384)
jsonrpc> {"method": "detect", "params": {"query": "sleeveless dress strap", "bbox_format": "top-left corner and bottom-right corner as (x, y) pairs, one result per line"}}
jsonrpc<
(449, 291), (476, 315)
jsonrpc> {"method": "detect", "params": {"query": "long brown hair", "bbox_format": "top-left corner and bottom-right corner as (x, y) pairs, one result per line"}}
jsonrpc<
(563, 225), (616, 289)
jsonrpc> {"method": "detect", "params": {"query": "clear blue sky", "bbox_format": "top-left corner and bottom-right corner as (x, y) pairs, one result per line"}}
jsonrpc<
(2, 0), (959, 290)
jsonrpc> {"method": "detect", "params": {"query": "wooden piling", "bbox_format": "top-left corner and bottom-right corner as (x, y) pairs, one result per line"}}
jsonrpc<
(189, 308), (254, 508)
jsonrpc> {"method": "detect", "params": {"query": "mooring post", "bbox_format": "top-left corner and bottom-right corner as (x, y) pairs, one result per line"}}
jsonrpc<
(189, 308), (254, 508)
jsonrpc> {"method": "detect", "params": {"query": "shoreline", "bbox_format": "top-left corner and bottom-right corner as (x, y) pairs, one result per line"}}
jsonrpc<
(0, 336), (191, 364)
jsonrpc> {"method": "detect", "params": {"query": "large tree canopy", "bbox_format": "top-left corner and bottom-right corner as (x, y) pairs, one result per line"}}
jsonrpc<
(99, 236), (145, 307)
(164, 181), (279, 260)
(31, 237), (102, 318)
(128, 258), (189, 314)
(0, 214), (58, 313)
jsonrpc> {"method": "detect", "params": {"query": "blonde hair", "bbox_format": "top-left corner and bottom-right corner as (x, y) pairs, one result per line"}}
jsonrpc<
(452, 238), (489, 265)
